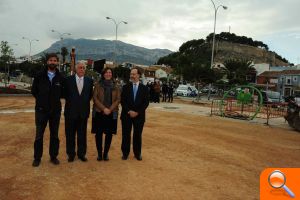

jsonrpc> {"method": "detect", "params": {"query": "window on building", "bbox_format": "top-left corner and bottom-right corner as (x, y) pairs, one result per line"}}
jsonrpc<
(286, 76), (291, 85)
(294, 77), (298, 82)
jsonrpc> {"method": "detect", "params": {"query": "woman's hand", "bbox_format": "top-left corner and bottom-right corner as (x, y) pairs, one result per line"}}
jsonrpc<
(103, 108), (111, 115)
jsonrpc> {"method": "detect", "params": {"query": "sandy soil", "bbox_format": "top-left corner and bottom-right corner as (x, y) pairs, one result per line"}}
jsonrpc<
(0, 96), (300, 200)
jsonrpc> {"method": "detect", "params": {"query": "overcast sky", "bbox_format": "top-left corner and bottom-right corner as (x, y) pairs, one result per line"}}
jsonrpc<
(0, 0), (299, 64)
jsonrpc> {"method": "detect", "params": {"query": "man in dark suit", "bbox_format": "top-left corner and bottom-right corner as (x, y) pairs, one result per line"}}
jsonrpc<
(31, 53), (65, 167)
(121, 67), (149, 161)
(64, 61), (93, 162)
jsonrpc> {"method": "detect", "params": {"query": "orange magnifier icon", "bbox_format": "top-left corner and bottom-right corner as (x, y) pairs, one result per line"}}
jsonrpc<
(268, 170), (295, 198)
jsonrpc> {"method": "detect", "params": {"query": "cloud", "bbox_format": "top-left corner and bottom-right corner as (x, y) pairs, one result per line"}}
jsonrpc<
(0, 0), (299, 64)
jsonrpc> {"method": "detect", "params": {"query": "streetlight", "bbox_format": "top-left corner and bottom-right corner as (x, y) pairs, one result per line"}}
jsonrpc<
(208, 0), (227, 100)
(106, 16), (128, 65)
(51, 29), (71, 41)
(51, 29), (71, 71)
(22, 37), (39, 61)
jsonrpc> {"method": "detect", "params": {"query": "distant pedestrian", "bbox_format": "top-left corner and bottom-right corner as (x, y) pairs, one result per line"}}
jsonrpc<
(153, 81), (161, 103)
(149, 82), (154, 102)
(162, 82), (168, 102)
(167, 83), (174, 103)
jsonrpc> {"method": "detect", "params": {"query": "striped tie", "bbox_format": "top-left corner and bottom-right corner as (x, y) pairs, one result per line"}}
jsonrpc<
(78, 78), (83, 94)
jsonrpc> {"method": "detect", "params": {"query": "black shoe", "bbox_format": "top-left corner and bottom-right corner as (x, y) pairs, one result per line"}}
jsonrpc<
(97, 155), (102, 161)
(68, 157), (75, 162)
(122, 155), (128, 160)
(103, 154), (109, 161)
(78, 156), (88, 162)
(50, 158), (60, 165)
(32, 159), (41, 167)
(135, 155), (142, 161)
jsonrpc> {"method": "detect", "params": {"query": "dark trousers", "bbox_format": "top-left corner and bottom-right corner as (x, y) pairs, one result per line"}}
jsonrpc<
(154, 92), (160, 103)
(34, 111), (61, 160)
(168, 93), (173, 102)
(162, 93), (167, 102)
(121, 118), (144, 157)
(95, 132), (112, 156)
(65, 117), (88, 158)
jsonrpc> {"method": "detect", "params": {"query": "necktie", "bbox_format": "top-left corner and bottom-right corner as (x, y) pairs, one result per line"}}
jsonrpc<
(133, 84), (137, 101)
(78, 78), (83, 94)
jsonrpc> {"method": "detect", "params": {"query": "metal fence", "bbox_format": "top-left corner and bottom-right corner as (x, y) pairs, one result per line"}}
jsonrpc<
(211, 99), (288, 125)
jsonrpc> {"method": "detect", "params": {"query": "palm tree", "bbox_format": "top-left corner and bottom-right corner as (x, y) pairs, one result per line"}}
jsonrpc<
(224, 59), (254, 85)
(61, 47), (68, 64)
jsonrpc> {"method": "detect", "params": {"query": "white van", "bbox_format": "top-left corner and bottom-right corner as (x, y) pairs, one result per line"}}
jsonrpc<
(175, 84), (198, 96)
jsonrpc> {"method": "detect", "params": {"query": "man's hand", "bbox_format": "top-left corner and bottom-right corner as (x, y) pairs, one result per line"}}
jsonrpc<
(103, 108), (111, 115)
(128, 110), (138, 118)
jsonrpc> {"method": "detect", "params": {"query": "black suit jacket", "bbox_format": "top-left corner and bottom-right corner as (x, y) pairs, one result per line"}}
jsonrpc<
(121, 82), (149, 122)
(64, 75), (93, 119)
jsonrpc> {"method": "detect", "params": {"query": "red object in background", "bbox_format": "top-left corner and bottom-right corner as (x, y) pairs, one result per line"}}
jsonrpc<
(8, 84), (16, 89)
(87, 59), (93, 66)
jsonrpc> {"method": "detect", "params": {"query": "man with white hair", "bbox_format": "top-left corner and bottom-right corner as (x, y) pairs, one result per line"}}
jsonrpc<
(63, 61), (93, 162)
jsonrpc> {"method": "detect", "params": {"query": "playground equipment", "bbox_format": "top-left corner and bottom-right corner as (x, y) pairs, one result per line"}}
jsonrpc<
(211, 85), (288, 125)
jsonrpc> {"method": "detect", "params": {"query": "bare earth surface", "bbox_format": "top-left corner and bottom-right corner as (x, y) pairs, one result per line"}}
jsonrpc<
(0, 96), (300, 200)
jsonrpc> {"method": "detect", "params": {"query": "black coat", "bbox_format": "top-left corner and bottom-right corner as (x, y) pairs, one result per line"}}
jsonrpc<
(64, 75), (93, 119)
(121, 82), (149, 122)
(31, 68), (64, 114)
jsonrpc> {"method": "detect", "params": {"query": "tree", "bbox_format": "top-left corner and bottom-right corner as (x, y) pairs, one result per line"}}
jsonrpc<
(0, 41), (14, 86)
(61, 47), (68, 64)
(223, 59), (254, 85)
(206, 32), (270, 50)
(181, 63), (223, 84)
(18, 61), (43, 77)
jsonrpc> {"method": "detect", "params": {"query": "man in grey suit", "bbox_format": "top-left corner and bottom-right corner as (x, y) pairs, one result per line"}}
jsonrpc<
(64, 61), (93, 162)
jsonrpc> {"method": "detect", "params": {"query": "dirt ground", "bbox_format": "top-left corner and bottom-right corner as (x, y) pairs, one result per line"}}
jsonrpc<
(1, 96), (300, 200)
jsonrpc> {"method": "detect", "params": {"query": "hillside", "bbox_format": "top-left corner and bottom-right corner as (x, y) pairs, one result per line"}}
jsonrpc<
(214, 41), (289, 66)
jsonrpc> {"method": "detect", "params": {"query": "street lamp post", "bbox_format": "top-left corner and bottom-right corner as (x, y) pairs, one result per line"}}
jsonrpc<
(106, 17), (128, 66)
(51, 29), (71, 71)
(208, 0), (227, 100)
(22, 37), (39, 61)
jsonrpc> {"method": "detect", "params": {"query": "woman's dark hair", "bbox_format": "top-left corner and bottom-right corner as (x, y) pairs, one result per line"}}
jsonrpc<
(101, 67), (114, 80)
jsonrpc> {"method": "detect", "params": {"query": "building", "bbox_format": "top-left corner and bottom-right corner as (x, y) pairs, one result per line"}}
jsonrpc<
(257, 70), (300, 96)
(253, 63), (269, 75)
(256, 71), (281, 91)
(277, 70), (300, 96)
(270, 66), (299, 71)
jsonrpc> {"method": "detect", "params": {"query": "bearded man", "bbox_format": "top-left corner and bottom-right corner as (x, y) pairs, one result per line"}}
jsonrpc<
(31, 53), (65, 167)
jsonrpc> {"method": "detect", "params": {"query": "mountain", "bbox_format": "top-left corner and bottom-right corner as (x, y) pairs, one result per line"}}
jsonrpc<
(37, 38), (172, 65)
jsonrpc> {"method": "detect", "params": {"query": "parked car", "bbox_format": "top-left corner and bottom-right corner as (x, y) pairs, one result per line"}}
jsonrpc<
(261, 90), (284, 104)
(201, 87), (217, 94)
(175, 85), (198, 97)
